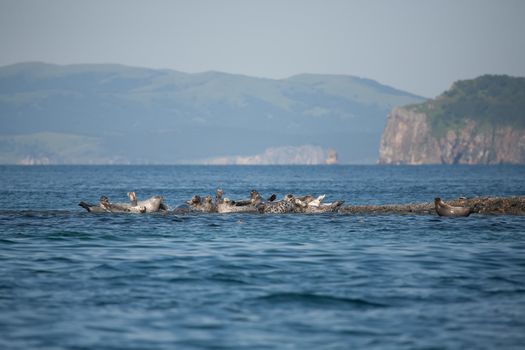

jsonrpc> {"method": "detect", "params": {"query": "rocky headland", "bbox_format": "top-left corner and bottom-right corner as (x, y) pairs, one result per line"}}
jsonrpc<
(379, 75), (525, 164)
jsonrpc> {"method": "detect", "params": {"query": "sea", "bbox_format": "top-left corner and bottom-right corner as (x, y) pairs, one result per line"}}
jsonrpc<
(1, 165), (524, 350)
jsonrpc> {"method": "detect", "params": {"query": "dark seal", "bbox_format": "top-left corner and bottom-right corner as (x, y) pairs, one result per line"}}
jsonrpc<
(434, 197), (472, 217)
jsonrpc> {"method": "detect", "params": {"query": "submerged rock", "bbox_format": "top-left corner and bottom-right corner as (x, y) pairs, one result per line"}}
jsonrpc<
(338, 196), (525, 215)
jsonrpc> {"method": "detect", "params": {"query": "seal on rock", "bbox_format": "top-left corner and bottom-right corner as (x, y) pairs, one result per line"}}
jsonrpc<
(434, 197), (472, 217)
(78, 197), (108, 213)
(79, 196), (146, 213)
(261, 194), (296, 213)
(127, 192), (167, 212)
(303, 200), (345, 213)
(184, 194), (217, 213)
(215, 189), (259, 213)
(292, 194), (344, 213)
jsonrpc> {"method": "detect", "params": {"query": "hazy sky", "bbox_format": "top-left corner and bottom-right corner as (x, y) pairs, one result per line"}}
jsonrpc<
(1, 0), (524, 97)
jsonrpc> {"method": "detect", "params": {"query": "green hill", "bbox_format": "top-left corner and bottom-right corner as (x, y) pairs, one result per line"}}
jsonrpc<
(407, 75), (525, 137)
(379, 75), (525, 164)
(0, 62), (424, 164)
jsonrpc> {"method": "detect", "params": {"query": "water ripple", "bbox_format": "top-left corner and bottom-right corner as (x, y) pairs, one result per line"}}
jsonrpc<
(1, 165), (525, 349)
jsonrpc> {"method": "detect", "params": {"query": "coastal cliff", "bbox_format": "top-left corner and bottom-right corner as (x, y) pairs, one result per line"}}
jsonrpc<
(379, 75), (525, 164)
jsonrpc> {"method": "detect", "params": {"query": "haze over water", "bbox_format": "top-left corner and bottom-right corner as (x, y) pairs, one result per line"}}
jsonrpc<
(1, 0), (525, 97)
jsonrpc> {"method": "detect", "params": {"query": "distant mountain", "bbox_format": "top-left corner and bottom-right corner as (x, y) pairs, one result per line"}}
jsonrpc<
(0, 62), (424, 164)
(379, 75), (525, 164)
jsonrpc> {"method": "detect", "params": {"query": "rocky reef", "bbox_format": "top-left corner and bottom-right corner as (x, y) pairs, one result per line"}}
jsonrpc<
(379, 75), (525, 164)
(339, 196), (525, 215)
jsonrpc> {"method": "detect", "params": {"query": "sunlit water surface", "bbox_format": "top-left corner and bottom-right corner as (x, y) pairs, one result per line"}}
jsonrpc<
(1, 165), (524, 349)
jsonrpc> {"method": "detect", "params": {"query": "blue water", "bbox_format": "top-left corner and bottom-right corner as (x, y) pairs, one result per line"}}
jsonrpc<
(1, 165), (524, 349)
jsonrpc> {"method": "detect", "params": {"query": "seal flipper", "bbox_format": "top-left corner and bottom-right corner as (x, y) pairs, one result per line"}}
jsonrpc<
(128, 192), (138, 206)
(215, 189), (224, 205)
(79, 201), (93, 212)
(330, 201), (345, 209)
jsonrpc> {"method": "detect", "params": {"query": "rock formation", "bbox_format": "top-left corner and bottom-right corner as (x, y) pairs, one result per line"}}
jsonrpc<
(325, 149), (338, 165)
(379, 107), (525, 164)
(338, 196), (525, 216)
(201, 145), (338, 165)
(379, 75), (525, 164)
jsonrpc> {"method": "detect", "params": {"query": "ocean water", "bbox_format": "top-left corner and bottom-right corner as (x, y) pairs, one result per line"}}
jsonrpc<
(1, 165), (524, 349)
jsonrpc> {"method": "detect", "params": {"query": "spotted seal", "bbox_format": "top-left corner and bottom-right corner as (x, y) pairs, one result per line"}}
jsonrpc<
(184, 194), (217, 213)
(185, 195), (204, 211)
(79, 195), (146, 213)
(215, 189), (259, 213)
(100, 195), (147, 213)
(79, 196), (108, 213)
(260, 194), (296, 213)
(291, 194), (344, 213)
(292, 194), (321, 212)
(127, 192), (167, 212)
(202, 195), (218, 213)
(304, 200), (345, 213)
(434, 197), (472, 217)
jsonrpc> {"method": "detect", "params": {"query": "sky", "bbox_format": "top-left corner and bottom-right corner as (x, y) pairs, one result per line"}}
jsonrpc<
(0, 0), (524, 97)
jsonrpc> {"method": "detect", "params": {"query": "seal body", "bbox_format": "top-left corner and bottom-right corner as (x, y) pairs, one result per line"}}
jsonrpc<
(218, 199), (259, 213)
(100, 196), (147, 213)
(292, 194), (344, 213)
(79, 196), (146, 213)
(215, 189), (263, 213)
(185, 195), (218, 213)
(435, 198), (472, 217)
(303, 200), (345, 213)
(127, 192), (166, 212)
(202, 195), (218, 213)
(78, 200), (107, 213)
(261, 194), (296, 213)
(186, 195), (204, 212)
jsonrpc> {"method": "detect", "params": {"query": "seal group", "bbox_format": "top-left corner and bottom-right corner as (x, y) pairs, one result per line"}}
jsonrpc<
(79, 189), (345, 214)
(79, 191), (476, 217)
(178, 189), (344, 214)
